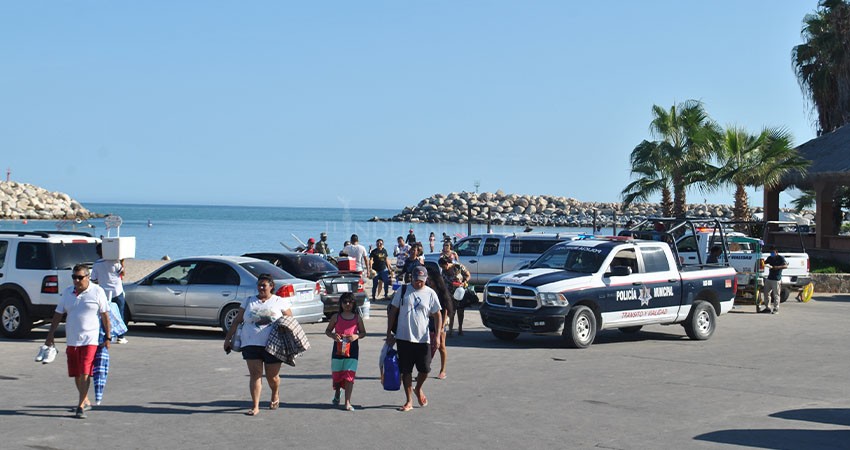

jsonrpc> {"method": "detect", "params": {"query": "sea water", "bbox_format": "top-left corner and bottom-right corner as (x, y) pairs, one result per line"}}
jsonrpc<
(0, 203), (598, 260)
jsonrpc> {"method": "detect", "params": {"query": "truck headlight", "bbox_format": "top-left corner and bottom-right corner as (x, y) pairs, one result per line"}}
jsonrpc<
(537, 292), (568, 307)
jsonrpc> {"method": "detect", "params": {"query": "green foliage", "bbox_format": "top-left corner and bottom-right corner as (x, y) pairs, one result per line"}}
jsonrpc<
(810, 257), (850, 273)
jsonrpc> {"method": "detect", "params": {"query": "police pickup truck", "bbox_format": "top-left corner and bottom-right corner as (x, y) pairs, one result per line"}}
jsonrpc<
(479, 235), (738, 348)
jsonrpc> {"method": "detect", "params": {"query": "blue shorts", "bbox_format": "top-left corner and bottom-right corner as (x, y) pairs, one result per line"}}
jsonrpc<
(241, 345), (283, 364)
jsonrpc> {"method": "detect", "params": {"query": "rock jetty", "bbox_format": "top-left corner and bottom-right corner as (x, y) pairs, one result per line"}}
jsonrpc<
(371, 191), (813, 227)
(0, 181), (99, 220)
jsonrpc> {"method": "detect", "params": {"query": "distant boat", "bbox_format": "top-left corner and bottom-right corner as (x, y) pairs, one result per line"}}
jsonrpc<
(147, 219), (153, 227)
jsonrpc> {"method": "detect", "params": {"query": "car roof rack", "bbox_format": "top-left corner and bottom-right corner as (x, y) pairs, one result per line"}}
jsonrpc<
(0, 230), (94, 238)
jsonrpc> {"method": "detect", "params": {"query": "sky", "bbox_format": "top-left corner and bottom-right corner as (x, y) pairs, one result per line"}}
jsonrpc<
(0, 1), (825, 211)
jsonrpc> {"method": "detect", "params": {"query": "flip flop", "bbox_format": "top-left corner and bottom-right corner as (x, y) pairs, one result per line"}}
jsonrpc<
(269, 400), (279, 410)
(245, 409), (260, 416)
(417, 394), (428, 407)
(437, 372), (447, 380)
(332, 395), (341, 405)
(345, 404), (354, 411)
(397, 404), (413, 412)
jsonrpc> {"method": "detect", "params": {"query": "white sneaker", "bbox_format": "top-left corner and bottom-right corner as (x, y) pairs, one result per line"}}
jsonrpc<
(116, 337), (129, 344)
(34, 345), (49, 362)
(42, 345), (58, 364)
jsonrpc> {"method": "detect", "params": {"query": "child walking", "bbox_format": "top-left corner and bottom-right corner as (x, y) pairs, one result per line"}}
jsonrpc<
(324, 293), (366, 411)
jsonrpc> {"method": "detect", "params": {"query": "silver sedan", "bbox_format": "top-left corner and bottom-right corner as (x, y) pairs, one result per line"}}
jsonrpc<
(123, 256), (324, 333)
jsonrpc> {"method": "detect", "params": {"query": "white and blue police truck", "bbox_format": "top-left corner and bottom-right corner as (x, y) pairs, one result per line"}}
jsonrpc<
(479, 236), (738, 348)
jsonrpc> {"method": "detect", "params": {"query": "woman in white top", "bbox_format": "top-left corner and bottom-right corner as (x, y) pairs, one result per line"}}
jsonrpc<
(224, 274), (292, 416)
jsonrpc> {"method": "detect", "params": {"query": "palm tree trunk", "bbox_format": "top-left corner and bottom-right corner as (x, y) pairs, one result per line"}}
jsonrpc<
(733, 183), (750, 222)
(661, 187), (673, 217)
(673, 175), (686, 218)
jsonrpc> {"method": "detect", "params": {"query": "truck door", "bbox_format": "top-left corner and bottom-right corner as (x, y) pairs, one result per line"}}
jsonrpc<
(604, 246), (680, 326)
(676, 234), (703, 265)
(454, 237), (482, 284)
(476, 238), (503, 283)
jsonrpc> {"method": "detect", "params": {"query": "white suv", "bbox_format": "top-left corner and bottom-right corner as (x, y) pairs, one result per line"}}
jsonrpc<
(0, 231), (100, 338)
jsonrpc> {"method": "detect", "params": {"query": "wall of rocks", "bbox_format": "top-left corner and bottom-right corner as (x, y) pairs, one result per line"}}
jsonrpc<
(0, 181), (99, 220)
(810, 273), (850, 293)
(372, 191), (813, 226)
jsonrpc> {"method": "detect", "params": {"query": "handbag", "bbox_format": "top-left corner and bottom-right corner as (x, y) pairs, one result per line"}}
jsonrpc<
(107, 303), (128, 337)
(382, 345), (401, 391)
(231, 324), (243, 352)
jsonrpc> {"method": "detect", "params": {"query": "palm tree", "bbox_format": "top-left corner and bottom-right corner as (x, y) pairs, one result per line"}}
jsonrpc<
(714, 126), (809, 221)
(792, 0), (850, 134)
(621, 140), (674, 216)
(622, 100), (719, 217)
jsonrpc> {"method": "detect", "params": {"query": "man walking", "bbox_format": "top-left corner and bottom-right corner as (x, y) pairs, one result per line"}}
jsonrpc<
(91, 243), (128, 343)
(343, 234), (370, 274)
(763, 245), (787, 314)
(45, 264), (111, 419)
(370, 239), (391, 299)
(386, 266), (442, 412)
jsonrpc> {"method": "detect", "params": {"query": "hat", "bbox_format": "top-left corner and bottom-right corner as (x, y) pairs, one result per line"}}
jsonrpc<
(320, 232), (327, 238)
(413, 266), (428, 282)
(409, 229), (414, 233)
(308, 238), (315, 244)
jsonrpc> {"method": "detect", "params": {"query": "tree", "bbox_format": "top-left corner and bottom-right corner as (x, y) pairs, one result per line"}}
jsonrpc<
(713, 127), (809, 221)
(622, 100), (720, 217)
(792, 0), (850, 135)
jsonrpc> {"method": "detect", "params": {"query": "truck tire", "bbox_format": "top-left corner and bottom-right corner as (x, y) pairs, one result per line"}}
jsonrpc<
(564, 305), (596, 349)
(1, 296), (33, 339)
(619, 326), (642, 334)
(780, 288), (790, 304)
(220, 304), (240, 333)
(684, 300), (716, 340)
(492, 329), (519, 341)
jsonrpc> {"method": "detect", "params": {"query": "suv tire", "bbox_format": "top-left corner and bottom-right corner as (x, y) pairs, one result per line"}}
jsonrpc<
(684, 300), (716, 340)
(564, 305), (596, 349)
(1, 296), (33, 339)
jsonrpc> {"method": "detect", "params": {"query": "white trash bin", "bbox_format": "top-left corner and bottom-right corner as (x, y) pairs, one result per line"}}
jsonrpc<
(360, 298), (371, 319)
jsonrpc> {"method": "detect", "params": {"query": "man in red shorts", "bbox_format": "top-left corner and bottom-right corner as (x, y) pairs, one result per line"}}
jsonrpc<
(45, 264), (110, 419)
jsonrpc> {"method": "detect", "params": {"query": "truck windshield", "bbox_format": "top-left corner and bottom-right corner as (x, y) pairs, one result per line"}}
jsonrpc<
(531, 245), (610, 273)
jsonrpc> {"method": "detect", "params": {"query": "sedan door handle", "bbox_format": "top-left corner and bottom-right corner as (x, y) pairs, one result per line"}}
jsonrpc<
(469, 260), (478, 264)
(172, 291), (184, 295)
(221, 291), (233, 297)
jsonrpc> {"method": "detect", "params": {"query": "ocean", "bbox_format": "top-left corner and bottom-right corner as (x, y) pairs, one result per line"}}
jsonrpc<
(0, 203), (598, 260)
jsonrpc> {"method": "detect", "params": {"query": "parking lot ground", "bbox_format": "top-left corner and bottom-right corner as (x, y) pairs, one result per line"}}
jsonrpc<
(2, 295), (850, 450)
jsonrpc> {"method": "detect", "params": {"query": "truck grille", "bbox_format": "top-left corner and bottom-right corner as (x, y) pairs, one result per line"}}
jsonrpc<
(485, 284), (539, 309)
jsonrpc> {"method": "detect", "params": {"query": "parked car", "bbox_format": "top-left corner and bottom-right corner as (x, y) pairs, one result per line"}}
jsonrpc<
(123, 256), (324, 333)
(243, 252), (367, 316)
(0, 231), (101, 338)
(424, 232), (582, 288)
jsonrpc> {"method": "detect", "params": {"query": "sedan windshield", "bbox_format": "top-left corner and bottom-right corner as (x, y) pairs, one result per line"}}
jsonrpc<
(240, 260), (294, 279)
(531, 245), (610, 274)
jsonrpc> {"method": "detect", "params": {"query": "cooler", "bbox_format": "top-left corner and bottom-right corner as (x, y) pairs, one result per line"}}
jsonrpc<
(337, 257), (357, 272)
(102, 237), (136, 260)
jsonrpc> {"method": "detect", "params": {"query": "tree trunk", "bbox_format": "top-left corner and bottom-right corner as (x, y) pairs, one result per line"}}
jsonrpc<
(661, 187), (673, 217)
(733, 184), (750, 222)
(673, 175), (686, 218)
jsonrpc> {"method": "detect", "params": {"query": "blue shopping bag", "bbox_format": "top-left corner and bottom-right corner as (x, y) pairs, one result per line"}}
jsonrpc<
(382, 347), (401, 391)
(107, 302), (128, 338)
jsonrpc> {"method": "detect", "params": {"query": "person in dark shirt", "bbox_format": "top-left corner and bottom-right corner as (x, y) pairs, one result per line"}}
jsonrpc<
(405, 229), (417, 246)
(370, 239), (391, 299)
(763, 245), (787, 314)
(706, 246), (722, 264)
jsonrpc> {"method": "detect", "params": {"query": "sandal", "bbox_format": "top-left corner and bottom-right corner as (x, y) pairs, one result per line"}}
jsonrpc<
(332, 394), (341, 405)
(437, 372), (447, 380)
(245, 409), (260, 416)
(344, 404), (354, 411)
(269, 400), (279, 410)
(397, 404), (413, 412)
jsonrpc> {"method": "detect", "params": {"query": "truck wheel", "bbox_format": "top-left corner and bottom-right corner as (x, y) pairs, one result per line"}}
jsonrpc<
(564, 305), (596, 349)
(220, 304), (240, 333)
(684, 301), (716, 340)
(492, 329), (519, 341)
(1, 296), (33, 339)
(619, 326), (642, 334)
(780, 288), (790, 304)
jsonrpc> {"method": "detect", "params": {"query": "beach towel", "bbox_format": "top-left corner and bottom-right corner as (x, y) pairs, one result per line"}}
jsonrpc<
(265, 316), (310, 366)
(93, 345), (109, 405)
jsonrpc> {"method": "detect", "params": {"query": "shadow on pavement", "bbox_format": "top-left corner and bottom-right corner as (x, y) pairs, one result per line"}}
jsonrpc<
(15, 400), (246, 416)
(770, 408), (850, 427)
(443, 328), (689, 350)
(694, 407), (850, 449)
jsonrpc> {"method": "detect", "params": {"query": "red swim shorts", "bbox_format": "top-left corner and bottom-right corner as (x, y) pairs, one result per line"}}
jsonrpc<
(66, 345), (98, 377)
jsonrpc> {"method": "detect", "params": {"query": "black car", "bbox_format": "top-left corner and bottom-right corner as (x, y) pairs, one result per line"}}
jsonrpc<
(243, 252), (368, 316)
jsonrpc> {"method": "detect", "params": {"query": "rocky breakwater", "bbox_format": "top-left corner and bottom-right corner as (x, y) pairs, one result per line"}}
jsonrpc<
(0, 181), (99, 220)
(372, 191), (797, 227)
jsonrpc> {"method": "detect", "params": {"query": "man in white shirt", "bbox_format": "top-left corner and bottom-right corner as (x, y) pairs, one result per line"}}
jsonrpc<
(91, 243), (128, 343)
(342, 234), (370, 274)
(386, 266), (442, 412)
(45, 264), (110, 419)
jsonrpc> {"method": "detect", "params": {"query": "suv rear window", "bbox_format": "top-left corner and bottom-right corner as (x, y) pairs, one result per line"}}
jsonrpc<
(510, 239), (561, 255)
(16, 241), (102, 270)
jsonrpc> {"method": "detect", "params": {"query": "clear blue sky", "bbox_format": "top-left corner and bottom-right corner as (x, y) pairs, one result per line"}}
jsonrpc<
(0, 1), (822, 210)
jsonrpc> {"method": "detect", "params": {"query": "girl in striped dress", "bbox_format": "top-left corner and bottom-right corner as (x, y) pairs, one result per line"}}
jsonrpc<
(324, 293), (366, 411)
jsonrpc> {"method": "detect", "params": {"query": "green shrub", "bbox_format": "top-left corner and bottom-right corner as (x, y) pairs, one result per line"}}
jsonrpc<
(810, 257), (850, 274)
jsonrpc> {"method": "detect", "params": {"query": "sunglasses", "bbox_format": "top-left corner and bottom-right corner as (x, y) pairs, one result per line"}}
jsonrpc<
(341, 301), (354, 305)
(72, 275), (88, 281)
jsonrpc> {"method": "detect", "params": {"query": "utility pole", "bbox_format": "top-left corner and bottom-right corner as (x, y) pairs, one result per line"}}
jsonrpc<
(5, 167), (9, 182)
(474, 180), (480, 194)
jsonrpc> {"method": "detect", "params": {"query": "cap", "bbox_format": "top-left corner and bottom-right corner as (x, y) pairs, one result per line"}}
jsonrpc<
(320, 232), (327, 238)
(409, 229), (414, 233)
(308, 238), (315, 244)
(414, 266), (428, 281)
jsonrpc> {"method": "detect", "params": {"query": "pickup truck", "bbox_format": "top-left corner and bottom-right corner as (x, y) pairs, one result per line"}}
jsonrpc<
(424, 232), (579, 287)
(479, 235), (738, 348)
(675, 222), (811, 299)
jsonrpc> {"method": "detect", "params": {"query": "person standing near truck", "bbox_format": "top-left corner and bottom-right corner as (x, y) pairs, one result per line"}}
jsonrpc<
(763, 245), (787, 315)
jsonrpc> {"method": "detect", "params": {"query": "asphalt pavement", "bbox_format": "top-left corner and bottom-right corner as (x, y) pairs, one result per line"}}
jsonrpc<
(1, 295), (849, 450)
